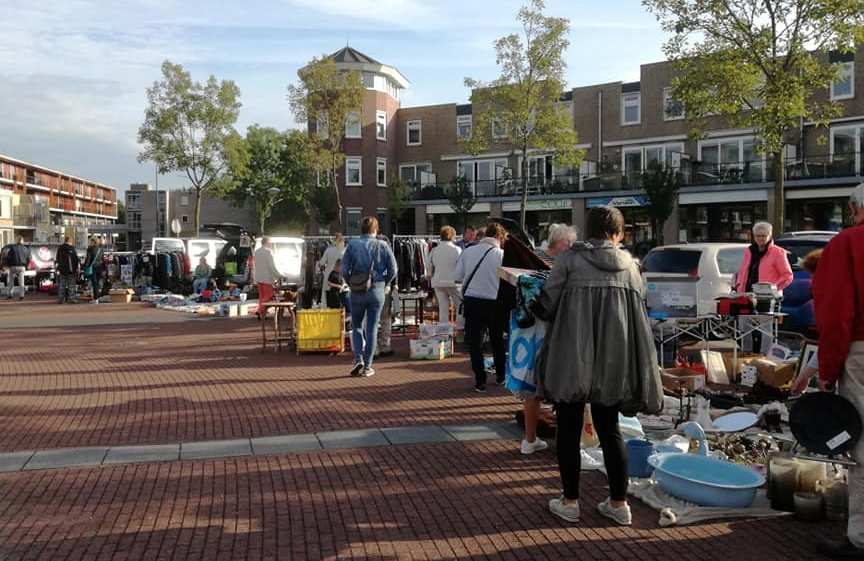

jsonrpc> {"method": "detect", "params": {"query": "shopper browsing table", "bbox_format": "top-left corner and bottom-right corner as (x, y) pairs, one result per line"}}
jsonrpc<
(455, 222), (506, 393)
(531, 206), (663, 526)
(813, 183), (864, 560)
(253, 237), (283, 307)
(55, 236), (80, 304)
(342, 217), (397, 378)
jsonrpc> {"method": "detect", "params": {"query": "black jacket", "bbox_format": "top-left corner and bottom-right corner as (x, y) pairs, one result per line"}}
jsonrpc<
(55, 243), (80, 275)
(85, 246), (105, 274)
(3, 243), (31, 268)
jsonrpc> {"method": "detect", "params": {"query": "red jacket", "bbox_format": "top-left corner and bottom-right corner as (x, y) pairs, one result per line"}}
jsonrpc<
(813, 224), (864, 384)
(734, 243), (794, 293)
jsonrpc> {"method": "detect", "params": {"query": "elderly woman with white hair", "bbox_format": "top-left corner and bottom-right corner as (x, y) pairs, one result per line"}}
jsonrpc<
(735, 221), (793, 351)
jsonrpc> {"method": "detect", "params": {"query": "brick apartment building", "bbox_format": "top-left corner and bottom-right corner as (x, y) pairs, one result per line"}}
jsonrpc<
(0, 154), (117, 248)
(309, 46), (864, 246)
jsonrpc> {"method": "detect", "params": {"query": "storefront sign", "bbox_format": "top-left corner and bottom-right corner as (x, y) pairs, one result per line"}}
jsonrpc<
(586, 195), (649, 208)
(501, 199), (572, 212)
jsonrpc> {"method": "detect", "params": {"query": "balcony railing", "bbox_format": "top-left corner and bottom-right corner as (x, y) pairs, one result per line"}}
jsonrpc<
(407, 153), (864, 202)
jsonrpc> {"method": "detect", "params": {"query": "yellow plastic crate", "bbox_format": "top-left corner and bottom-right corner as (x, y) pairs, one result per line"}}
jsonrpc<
(296, 308), (345, 353)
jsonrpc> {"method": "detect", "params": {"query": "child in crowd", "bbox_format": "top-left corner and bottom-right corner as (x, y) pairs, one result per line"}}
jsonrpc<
(326, 259), (348, 311)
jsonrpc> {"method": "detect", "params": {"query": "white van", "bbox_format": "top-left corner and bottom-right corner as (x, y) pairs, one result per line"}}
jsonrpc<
(150, 237), (186, 254)
(185, 238), (227, 269)
(642, 243), (748, 317)
(253, 237), (305, 286)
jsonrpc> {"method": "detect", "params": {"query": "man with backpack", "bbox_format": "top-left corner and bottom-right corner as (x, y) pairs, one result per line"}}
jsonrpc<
(55, 236), (80, 304)
(3, 237), (31, 300)
(342, 217), (397, 378)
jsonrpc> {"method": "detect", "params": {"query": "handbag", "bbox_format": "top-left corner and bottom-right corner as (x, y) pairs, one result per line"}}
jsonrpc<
(458, 247), (494, 314)
(348, 242), (380, 293)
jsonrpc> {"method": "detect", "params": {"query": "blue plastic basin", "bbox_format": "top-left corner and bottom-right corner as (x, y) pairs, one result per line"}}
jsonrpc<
(648, 453), (765, 508)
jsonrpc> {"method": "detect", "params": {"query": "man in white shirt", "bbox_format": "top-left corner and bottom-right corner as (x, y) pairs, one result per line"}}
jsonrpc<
(455, 222), (506, 392)
(253, 237), (282, 306)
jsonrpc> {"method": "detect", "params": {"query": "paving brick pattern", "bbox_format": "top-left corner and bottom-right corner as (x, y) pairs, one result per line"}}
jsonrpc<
(0, 303), (513, 452)
(0, 440), (840, 561)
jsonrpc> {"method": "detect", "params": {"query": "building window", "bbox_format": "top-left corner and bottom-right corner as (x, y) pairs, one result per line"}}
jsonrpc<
(492, 119), (507, 140)
(407, 120), (422, 146)
(457, 115), (472, 140)
(376, 110), (387, 141)
(400, 163), (434, 188)
(346, 157), (363, 186)
(622, 92), (641, 125)
(621, 143), (685, 182)
(457, 158), (509, 197)
(698, 137), (764, 182)
(181, 215), (189, 224)
(663, 87), (685, 120)
(346, 208), (362, 235)
(376, 158), (387, 187)
(345, 111), (362, 139)
(362, 72), (375, 88)
(180, 195), (189, 207)
(316, 112), (329, 139)
(830, 124), (864, 176)
(831, 61), (855, 100)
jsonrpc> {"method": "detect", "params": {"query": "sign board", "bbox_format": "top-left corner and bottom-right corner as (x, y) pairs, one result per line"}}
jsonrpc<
(587, 195), (649, 208)
(501, 199), (572, 212)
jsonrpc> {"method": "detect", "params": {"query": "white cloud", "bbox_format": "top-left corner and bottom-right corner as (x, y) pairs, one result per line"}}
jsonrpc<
(285, 0), (434, 25)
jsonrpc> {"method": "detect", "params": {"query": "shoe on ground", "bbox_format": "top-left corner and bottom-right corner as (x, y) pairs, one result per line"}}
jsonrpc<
(819, 538), (864, 559)
(548, 496), (580, 523)
(361, 367), (375, 377)
(597, 498), (632, 526)
(520, 438), (549, 455)
(496, 376), (506, 385)
(349, 362), (365, 377)
(474, 384), (486, 393)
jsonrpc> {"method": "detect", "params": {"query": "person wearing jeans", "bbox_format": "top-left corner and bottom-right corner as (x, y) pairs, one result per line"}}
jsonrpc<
(455, 223), (506, 392)
(531, 206), (663, 526)
(342, 217), (397, 378)
(813, 183), (864, 559)
(3, 237), (30, 300)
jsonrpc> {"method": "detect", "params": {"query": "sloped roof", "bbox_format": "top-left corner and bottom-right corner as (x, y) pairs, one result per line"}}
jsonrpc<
(329, 46), (381, 65)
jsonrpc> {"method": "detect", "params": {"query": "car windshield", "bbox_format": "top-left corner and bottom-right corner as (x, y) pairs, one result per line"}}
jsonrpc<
(272, 242), (302, 276)
(642, 249), (702, 274)
(777, 240), (829, 269)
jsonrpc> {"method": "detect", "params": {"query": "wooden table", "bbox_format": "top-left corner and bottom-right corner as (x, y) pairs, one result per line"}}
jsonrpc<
(397, 291), (426, 334)
(260, 302), (296, 351)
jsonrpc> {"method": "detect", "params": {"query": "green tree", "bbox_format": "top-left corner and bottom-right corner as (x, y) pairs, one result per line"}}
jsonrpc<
(644, 0), (864, 231)
(386, 174), (412, 235)
(226, 126), (315, 234)
(306, 183), (341, 229)
(464, 0), (583, 231)
(288, 56), (364, 224)
(116, 200), (126, 224)
(446, 176), (476, 231)
(137, 60), (242, 235)
(642, 165), (681, 245)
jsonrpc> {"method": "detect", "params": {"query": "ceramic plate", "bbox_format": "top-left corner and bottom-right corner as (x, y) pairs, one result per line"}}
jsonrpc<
(711, 411), (759, 433)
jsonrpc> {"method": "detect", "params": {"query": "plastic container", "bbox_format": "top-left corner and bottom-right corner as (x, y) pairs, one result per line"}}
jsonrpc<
(797, 460), (827, 493)
(627, 439), (655, 478)
(818, 473), (849, 522)
(648, 453), (765, 508)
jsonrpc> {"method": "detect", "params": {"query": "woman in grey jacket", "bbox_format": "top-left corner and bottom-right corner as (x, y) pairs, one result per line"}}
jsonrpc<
(532, 206), (663, 526)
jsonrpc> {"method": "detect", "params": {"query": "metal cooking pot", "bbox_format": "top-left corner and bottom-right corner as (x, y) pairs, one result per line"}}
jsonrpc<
(789, 392), (862, 456)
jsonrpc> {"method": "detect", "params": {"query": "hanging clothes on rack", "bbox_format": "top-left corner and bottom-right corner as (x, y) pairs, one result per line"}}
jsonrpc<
(393, 236), (431, 291)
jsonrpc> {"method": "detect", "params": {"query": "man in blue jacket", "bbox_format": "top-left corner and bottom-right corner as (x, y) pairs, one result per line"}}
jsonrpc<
(342, 217), (398, 377)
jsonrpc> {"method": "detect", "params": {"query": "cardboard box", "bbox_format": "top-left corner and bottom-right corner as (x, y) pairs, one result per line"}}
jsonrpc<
(419, 323), (455, 340)
(662, 367), (706, 392)
(409, 339), (447, 360)
(752, 357), (797, 388)
(109, 288), (134, 304)
(679, 340), (738, 364)
(721, 352), (764, 383)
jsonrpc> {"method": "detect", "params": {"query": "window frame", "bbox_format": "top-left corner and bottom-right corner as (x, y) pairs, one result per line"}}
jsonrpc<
(406, 120), (422, 146)
(831, 61), (855, 101)
(456, 115), (472, 140)
(345, 157), (363, 187)
(491, 119), (507, 140)
(663, 87), (685, 121)
(621, 142), (685, 175)
(376, 157), (387, 187)
(621, 92), (641, 126)
(697, 136), (765, 181)
(345, 111), (362, 139)
(376, 110), (387, 141)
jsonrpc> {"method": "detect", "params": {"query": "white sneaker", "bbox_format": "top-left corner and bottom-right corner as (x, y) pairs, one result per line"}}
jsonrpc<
(548, 496), (580, 523)
(597, 498), (632, 526)
(520, 438), (549, 455)
(361, 367), (375, 377)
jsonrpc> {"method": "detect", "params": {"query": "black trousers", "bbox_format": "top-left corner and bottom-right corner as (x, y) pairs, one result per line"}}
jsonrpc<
(556, 402), (628, 501)
(463, 296), (506, 387)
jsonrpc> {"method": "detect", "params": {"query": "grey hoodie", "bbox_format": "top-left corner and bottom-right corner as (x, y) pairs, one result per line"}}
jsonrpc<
(532, 239), (663, 415)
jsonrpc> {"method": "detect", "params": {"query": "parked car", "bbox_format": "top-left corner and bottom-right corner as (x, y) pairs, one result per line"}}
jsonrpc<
(642, 243), (748, 317)
(253, 236), (305, 287)
(775, 231), (836, 334)
(150, 237), (186, 254)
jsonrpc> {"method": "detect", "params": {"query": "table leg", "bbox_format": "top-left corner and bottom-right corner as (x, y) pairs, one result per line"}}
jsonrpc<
(275, 308), (282, 352)
(261, 304), (268, 350)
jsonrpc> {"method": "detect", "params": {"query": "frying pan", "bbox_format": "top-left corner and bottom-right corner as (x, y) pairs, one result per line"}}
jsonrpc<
(789, 392), (862, 456)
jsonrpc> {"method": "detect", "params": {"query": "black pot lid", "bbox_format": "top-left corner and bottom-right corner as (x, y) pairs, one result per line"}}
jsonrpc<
(789, 392), (863, 456)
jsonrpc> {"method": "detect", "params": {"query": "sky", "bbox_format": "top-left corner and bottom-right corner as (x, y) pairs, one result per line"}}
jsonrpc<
(0, 0), (668, 193)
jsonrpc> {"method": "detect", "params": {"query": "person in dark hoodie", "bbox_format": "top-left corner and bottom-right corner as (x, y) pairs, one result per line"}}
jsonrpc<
(83, 237), (105, 304)
(532, 205), (663, 527)
(55, 236), (80, 304)
(3, 237), (31, 300)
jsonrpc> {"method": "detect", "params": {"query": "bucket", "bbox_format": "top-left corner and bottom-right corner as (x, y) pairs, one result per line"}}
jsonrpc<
(627, 439), (655, 478)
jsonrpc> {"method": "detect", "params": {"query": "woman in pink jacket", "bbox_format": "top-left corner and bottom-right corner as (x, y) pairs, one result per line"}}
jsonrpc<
(735, 221), (794, 294)
(735, 221), (793, 352)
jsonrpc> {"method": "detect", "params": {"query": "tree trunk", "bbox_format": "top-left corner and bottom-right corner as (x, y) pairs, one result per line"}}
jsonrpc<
(772, 151), (785, 233)
(519, 148), (529, 231)
(193, 188), (202, 237)
(332, 158), (343, 226)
